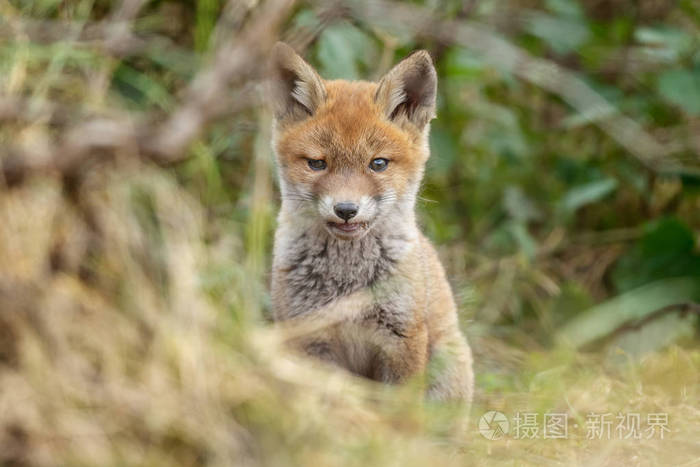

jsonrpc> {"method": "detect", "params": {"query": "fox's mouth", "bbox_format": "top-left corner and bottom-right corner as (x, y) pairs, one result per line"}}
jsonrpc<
(326, 221), (369, 238)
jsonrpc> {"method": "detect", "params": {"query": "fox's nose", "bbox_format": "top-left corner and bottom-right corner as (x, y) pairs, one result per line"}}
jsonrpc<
(333, 202), (358, 221)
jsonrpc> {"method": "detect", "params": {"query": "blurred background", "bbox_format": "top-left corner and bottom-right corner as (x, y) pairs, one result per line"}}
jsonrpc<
(1, 0), (699, 465)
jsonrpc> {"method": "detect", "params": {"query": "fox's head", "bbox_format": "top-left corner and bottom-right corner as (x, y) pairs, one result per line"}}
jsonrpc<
(269, 42), (436, 240)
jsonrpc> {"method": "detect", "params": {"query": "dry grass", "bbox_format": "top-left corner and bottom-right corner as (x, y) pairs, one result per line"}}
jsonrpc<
(1, 166), (699, 466)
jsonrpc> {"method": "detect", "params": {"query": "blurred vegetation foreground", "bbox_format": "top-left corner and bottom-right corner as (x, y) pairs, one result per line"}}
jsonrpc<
(1, 0), (700, 465)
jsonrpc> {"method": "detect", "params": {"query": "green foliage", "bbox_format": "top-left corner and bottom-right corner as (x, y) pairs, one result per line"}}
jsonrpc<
(557, 177), (618, 218)
(612, 218), (700, 292)
(316, 21), (378, 80)
(194, 0), (218, 52)
(524, 2), (591, 55)
(112, 63), (175, 111)
(657, 68), (700, 116)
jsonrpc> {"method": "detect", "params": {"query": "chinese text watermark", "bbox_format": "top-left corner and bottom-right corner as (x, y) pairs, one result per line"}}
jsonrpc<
(478, 411), (670, 440)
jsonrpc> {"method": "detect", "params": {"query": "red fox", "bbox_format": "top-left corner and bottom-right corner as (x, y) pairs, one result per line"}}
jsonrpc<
(268, 42), (474, 402)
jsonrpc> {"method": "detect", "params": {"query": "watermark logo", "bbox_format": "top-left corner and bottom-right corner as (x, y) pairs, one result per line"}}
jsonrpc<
(478, 411), (670, 440)
(478, 410), (510, 440)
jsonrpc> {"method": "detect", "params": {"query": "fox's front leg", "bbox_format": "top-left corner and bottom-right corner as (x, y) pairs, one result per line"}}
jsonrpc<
(370, 321), (430, 385)
(425, 329), (474, 402)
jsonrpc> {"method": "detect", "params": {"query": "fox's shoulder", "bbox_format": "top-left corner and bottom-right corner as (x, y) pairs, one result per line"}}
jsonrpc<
(416, 232), (452, 289)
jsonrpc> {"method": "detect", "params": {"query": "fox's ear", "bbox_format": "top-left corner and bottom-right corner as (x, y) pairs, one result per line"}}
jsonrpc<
(375, 50), (437, 130)
(268, 42), (326, 125)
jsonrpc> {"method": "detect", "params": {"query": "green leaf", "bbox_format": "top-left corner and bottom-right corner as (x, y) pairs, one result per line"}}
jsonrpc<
(635, 26), (694, 62)
(557, 178), (618, 216)
(524, 12), (590, 55)
(443, 47), (486, 79)
(194, 0), (218, 52)
(508, 221), (538, 260)
(316, 22), (376, 80)
(465, 101), (529, 160)
(657, 69), (700, 115)
(291, 9), (321, 30)
(112, 64), (173, 111)
(611, 217), (700, 292)
(545, 0), (586, 19)
(556, 277), (700, 348)
(615, 218), (700, 288)
(428, 125), (459, 180)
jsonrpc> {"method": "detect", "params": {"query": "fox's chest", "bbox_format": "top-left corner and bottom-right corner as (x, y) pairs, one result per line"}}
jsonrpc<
(275, 228), (424, 381)
(280, 231), (402, 318)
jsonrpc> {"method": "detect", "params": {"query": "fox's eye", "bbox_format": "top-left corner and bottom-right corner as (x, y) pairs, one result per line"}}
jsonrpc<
(369, 158), (389, 172)
(307, 159), (327, 171)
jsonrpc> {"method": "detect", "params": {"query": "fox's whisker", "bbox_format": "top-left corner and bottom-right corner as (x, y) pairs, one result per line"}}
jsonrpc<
(417, 196), (437, 204)
(282, 193), (316, 202)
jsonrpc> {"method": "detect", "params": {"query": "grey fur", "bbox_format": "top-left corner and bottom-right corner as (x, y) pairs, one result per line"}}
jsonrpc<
(282, 231), (398, 316)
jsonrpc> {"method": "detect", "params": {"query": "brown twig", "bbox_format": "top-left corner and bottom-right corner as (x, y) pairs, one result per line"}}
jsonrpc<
(0, 0), (294, 186)
(142, 0), (295, 163)
(601, 302), (700, 343)
(0, 0), (150, 56)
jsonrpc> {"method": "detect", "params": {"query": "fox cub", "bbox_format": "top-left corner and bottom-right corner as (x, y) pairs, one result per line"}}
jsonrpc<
(268, 42), (473, 402)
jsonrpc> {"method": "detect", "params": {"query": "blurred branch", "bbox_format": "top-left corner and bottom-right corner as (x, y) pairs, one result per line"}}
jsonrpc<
(0, 97), (63, 124)
(142, 0), (294, 163)
(103, 0), (149, 55)
(342, 0), (698, 175)
(0, 0), (149, 56)
(1, 0), (294, 186)
(282, 2), (345, 51)
(0, 117), (142, 186)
